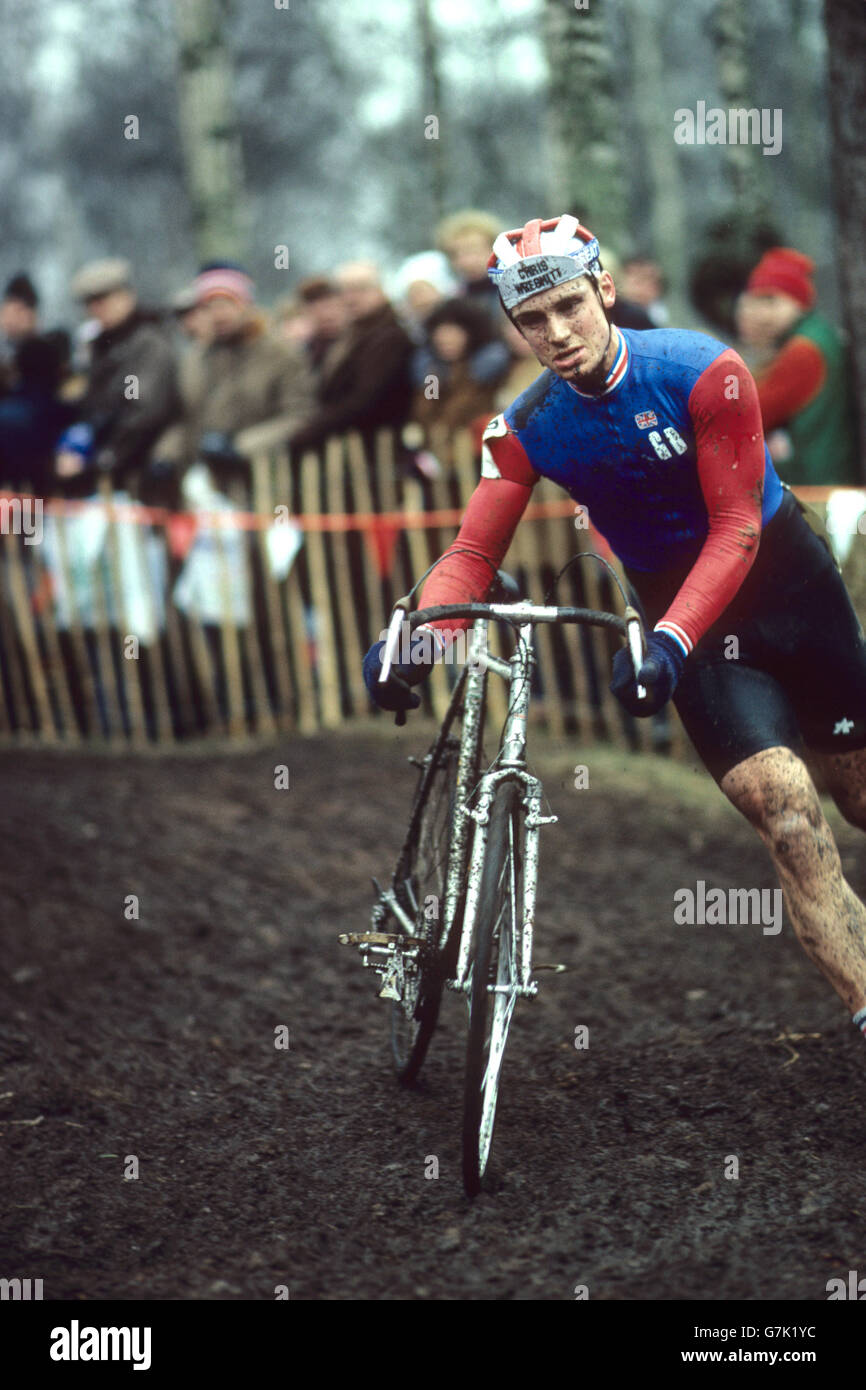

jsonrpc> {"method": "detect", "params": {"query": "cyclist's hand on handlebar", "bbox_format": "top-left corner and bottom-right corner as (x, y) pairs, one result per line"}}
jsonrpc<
(362, 633), (435, 713)
(610, 629), (686, 717)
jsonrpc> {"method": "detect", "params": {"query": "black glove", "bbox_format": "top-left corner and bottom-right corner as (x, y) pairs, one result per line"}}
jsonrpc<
(610, 629), (686, 717)
(363, 631), (437, 712)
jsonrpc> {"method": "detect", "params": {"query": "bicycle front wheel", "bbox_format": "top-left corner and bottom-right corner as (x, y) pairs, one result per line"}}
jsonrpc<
(390, 736), (459, 1084)
(462, 781), (524, 1197)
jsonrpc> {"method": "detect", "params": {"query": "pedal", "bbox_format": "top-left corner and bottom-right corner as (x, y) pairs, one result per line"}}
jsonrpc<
(338, 931), (424, 948)
(533, 962), (568, 972)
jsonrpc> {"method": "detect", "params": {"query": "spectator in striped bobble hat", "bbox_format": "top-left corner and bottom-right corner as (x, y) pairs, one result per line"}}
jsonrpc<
(151, 260), (313, 491)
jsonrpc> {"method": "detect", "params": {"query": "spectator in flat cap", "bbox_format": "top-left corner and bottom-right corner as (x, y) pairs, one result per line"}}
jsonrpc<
(151, 260), (313, 490)
(56, 257), (180, 501)
(69, 257), (133, 303)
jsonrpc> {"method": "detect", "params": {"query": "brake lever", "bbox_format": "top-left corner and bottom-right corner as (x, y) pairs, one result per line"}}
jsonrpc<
(380, 603), (407, 683)
(382, 597), (414, 726)
(624, 604), (647, 701)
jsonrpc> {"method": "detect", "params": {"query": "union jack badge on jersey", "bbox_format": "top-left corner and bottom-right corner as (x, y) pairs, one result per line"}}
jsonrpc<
(635, 411), (658, 429)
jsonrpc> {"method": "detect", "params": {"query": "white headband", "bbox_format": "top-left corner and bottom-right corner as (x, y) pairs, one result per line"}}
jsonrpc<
(490, 238), (601, 310)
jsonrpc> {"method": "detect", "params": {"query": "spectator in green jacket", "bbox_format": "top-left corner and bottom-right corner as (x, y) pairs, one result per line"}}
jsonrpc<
(737, 246), (858, 486)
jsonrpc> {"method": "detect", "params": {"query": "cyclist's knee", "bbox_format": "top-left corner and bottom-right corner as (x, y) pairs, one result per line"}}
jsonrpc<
(720, 747), (832, 874)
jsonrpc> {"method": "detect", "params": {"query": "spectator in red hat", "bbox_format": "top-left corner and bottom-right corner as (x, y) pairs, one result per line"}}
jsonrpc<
(736, 247), (857, 485)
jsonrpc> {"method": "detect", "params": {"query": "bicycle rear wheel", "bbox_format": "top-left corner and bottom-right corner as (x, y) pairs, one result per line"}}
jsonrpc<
(390, 736), (459, 1084)
(462, 781), (524, 1197)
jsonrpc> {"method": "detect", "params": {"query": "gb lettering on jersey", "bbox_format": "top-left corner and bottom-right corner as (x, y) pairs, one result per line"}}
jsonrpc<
(648, 426), (687, 459)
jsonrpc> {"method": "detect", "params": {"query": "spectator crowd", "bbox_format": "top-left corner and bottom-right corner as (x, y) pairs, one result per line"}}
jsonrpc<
(0, 211), (860, 743)
(1, 208), (858, 510)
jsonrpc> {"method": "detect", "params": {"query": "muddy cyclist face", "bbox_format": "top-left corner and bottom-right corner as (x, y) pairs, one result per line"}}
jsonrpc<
(510, 273), (618, 385)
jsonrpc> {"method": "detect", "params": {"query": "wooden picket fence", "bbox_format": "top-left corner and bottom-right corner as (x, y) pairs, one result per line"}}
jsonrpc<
(0, 431), (860, 753)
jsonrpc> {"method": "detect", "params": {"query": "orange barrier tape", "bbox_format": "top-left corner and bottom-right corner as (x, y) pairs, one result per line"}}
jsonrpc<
(0, 485), (861, 534)
(0, 490), (582, 533)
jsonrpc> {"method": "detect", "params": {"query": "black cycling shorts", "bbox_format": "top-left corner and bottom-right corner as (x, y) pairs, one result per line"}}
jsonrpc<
(626, 488), (866, 782)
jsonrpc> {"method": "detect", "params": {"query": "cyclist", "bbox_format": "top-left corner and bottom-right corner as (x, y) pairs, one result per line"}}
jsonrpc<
(363, 214), (866, 1039)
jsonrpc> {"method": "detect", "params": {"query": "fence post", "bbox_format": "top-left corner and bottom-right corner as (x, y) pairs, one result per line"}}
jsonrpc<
(324, 437), (367, 718)
(2, 530), (56, 741)
(300, 450), (341, 728)
(251, 450), (293, 731)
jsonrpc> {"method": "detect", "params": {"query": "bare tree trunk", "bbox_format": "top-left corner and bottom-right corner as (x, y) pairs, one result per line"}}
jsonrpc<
(173, 0), (246, 264)
(624, 0), (690, 324)
(415, 0), (446, 226)
(542, 0), (630, 253)
(711, 0), (766, 222)
(824, 0), (866, 481)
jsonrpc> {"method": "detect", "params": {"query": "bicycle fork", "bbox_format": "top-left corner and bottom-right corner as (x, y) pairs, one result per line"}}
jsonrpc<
(451, 769), (555, 998)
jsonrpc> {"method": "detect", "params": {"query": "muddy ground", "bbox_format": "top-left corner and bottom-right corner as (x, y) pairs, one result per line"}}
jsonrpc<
(1, 723), (865, 1302)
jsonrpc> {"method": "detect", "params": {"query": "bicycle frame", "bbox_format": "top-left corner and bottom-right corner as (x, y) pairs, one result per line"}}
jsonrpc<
(340, 587), (648, 1192)
(447, 617), (554, 1000)
(352, 594), (643, 1006)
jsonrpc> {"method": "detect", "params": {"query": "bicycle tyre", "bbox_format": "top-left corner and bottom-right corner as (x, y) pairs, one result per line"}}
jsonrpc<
(462, 781), (524, 1197)
(390, 737), (459, 1084)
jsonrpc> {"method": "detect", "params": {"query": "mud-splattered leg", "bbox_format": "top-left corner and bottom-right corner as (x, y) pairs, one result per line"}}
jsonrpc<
(720, 745), (866, 1013)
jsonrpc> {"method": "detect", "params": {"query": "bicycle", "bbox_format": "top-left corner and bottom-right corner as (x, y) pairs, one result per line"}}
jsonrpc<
(340, 565), (647, 1197)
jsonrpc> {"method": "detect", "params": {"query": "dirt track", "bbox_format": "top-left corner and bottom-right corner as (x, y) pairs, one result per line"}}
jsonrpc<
(2, 725), (865, 1301)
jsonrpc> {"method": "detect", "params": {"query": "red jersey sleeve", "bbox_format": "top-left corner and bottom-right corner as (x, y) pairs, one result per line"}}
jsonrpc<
(417, 416), (538, 650)
(655, 350), (765, 656)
